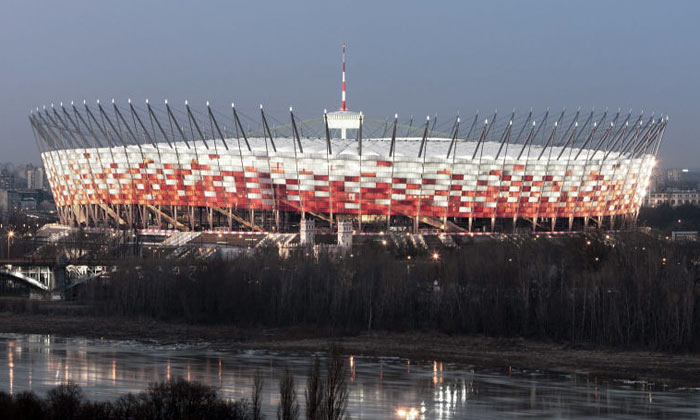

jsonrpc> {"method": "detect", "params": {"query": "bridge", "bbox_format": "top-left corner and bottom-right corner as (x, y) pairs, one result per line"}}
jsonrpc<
(0, 258), (116, 298)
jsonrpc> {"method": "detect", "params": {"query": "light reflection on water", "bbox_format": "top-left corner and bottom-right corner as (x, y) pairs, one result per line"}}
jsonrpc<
(1, 333), (700, 419)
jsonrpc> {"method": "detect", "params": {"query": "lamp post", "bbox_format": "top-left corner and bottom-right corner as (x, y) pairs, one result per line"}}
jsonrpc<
(7, 231), (14, 259)
(432, 251), (441, 292)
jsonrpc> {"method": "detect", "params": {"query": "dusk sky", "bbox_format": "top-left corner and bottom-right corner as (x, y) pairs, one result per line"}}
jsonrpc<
(1, 0), (698, 167)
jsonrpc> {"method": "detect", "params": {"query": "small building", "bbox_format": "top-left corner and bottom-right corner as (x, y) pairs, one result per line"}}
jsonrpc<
(645, 190), (700, 207)
(671, 231), (698, 241)
(20, 197), (37, 211)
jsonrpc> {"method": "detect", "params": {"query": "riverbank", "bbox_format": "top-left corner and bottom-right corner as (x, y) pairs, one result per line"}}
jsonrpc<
(2, 310), (700, 387)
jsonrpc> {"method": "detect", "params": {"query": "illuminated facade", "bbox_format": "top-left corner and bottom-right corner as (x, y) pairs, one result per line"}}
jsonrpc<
(29, 102), (665, 232)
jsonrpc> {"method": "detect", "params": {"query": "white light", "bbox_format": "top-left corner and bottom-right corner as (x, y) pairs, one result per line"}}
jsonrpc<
(485, 119), (488, 124)
(324, 108), (327, 114)
(185, 100), (188, 105)
(60, 102), (63, 106)
(70, 101), (74, 105)
(394, 113), (398, 119)
(83, 100), (86, 105)
(145, 98), (149, 104)
(554, 121), (558, 126)
(128, 98), (131, 104)
(457, 117), (460, 123)
(426, 115), (430, 121)
(96, 99), (99, 104)
(289, 106), (293, 112)
(207, 101), (210, 107)
(111, 98), (115, 104)
(509, 120), (512, 125)
(532, 121), (536, 126)
(164, 99), (168, 104)
(51, 103), (54, 108)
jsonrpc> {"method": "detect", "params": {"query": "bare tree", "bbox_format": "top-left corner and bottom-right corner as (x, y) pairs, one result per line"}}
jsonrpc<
(305, 357), (323, 420)
(278, 367), (300, 420)
(252, 369), (264, 420)
(324, 345), (348, 420)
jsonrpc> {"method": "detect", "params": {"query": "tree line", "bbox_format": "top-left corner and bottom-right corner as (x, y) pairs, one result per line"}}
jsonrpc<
(73, 231), (700, 351)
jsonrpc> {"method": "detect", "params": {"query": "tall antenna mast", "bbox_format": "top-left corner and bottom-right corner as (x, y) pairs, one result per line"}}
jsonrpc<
(341, 43), (347, 111)
(327, 43), (360, 139)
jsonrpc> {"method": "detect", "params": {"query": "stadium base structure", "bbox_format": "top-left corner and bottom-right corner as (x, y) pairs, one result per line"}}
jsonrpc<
(29, 102), (665, 233)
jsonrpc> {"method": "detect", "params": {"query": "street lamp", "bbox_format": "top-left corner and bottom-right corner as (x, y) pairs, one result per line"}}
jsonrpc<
(7, 231), (15, 259)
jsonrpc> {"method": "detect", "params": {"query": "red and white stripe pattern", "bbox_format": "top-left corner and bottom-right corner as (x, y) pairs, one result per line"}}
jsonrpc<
(341, 44), (347, 111)
(41, 138), (655, 223)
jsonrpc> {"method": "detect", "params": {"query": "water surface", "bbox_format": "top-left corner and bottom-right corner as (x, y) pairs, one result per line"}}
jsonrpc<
(1, 334), (698, 419)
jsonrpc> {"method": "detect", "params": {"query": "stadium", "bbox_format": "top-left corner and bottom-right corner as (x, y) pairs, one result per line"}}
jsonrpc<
(28, 49), (666, 236)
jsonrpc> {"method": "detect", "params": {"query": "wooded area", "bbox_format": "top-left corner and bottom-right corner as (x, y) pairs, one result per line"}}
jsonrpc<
(76, 231), (700, 351)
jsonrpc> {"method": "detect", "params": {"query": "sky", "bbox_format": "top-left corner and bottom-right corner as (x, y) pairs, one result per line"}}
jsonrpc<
(1, 0), (698, 168)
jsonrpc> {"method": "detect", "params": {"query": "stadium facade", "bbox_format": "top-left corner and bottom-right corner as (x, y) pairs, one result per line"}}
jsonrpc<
(28, 44), (665, 234)
(28, 101), (665, 234)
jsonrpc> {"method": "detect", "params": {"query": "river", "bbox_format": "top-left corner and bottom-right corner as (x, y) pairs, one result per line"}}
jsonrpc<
(0, 333), (699, 419)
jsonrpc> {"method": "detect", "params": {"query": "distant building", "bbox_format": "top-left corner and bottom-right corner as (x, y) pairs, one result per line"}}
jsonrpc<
(648, 166), (664, 193)
(0, 172), (14, 190)
(0, 189), (21, 214)
(672, 231), (698, 241)
(26, 165), (46, 190)
(645, 189), (700, 207)
(26, 167), (35, 189)
(667, 169), (682, 183)
(37, 167), (45, 189)
(19, 197), (37, 211)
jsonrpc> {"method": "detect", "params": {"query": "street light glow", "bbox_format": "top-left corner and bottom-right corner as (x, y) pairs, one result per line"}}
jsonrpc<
(396, 408), (419, 419)
(6, 231), (14, 259)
